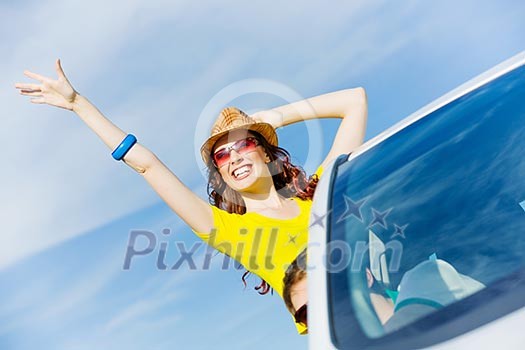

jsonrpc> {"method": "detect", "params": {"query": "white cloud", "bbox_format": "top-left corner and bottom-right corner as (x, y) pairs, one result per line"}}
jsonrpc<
(103, 291), (181, 332)
(0, 247), (122, 337)
(1, 0), (204, 269)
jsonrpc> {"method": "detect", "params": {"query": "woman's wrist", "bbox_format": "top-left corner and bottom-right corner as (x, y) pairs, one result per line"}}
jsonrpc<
(252, 110), (283, 129)
(71, 93), (86, 113)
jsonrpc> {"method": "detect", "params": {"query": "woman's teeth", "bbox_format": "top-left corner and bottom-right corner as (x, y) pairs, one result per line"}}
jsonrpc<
(233, 165), (252, 179)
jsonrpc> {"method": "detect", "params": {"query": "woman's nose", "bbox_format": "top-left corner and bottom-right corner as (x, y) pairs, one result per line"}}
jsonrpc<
(229, 149), (243, 164)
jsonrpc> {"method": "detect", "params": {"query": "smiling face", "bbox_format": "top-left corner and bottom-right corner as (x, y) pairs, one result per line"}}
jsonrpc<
(212, 129), (273, 193)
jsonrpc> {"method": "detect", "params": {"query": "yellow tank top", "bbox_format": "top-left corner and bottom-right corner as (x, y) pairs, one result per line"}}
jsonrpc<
(192, 166), (323, 334)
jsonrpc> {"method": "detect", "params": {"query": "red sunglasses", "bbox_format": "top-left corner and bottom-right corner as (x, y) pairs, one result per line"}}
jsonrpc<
(212, 137), (260, 168)
(294, 304), (308, 326)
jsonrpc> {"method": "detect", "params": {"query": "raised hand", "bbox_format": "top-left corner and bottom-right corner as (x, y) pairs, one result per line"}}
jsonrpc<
(251, 109), (284, 129)
(15, 59), (78, 110)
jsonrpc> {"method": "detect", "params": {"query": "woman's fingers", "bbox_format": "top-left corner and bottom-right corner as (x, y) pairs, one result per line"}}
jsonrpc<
(23, 70), (50, 82)
(15, 82), (41, 91)
(19, 90), (42, 96)
(15, 82), (43, 97)
(30, 97), (46, 104)
(18, 61), (77, 110)
(55, 59), (66, 79)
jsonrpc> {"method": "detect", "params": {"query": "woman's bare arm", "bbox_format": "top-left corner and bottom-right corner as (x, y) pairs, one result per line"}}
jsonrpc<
(16, 59), (214, 234)
(252, 87), (368, 170)
(140, 156), (213, 233)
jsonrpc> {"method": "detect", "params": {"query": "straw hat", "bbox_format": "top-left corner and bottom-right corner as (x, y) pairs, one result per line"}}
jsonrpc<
(200, 107), (278, 165)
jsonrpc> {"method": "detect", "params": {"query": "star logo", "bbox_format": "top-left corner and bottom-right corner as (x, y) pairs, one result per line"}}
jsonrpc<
(390, 223), (409, 239)
(310, 210), (331, 229)
(336, 195), (367, 223)
(368, 207), (392, 229)
(286, 233), (298, 246)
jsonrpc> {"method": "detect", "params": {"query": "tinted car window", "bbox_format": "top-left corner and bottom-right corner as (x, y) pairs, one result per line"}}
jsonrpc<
(327, 65), (525, 349)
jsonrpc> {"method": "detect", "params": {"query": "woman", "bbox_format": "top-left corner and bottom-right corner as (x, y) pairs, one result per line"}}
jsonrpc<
(15, 59), (368, 333)
(283, 249), (309, 333)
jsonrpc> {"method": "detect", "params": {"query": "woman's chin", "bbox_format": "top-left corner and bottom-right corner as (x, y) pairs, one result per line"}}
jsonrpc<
(229, 176), (272, 194)
(226, 173), (256, 191)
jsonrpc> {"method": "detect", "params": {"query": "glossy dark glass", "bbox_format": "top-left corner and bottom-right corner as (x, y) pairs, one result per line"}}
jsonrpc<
(294, 304), (308, 326)
(328, 65), (525, 349)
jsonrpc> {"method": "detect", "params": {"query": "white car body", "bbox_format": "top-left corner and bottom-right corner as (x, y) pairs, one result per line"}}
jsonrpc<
(308, 51), (525, 350)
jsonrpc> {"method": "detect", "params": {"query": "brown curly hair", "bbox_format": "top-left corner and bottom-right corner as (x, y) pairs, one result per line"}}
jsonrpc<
(283, 249), (308, 313)
(205, 131), (319, 295)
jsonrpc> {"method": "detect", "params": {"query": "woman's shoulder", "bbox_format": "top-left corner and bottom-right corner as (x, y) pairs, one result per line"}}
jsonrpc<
(191, 204), (246, 239)
(313, 164), (324, 179)
(291, 196), (312, 204)
(209, 204), (246, 220)
(291, 197), (314, 215)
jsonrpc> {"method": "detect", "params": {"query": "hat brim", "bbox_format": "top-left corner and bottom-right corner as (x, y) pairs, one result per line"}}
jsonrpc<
(200, 123), (278, 166)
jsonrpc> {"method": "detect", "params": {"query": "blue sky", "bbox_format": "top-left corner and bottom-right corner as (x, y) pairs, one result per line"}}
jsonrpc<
(1, 0), (525, 349)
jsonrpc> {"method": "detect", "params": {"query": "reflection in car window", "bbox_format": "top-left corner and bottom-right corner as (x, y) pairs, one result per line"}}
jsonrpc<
(384, 255), (485, 333)
(328, 65), (525, 347)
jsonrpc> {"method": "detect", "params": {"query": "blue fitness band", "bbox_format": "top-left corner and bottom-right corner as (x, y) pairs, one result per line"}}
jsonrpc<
(112, 134), (137, 161)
